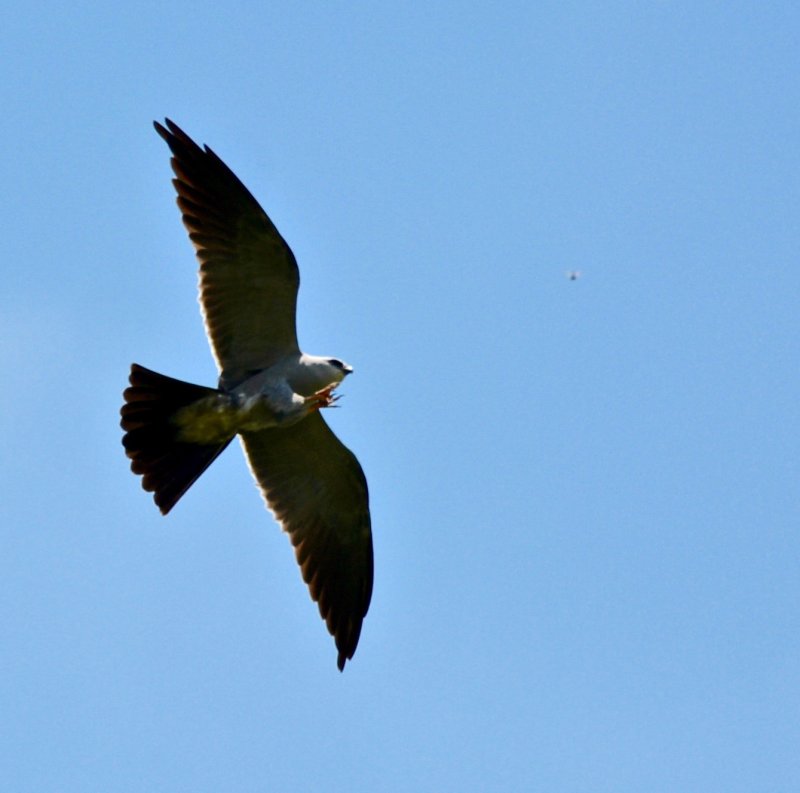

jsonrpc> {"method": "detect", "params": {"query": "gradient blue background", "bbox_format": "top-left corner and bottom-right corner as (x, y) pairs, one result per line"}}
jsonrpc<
(3, 2), (799, 790)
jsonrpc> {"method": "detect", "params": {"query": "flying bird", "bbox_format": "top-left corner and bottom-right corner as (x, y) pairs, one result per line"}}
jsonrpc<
(120, 119), (373, 670)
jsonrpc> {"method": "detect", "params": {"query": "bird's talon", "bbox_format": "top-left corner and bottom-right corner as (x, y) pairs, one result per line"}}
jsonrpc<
(310, 384), (340, 410)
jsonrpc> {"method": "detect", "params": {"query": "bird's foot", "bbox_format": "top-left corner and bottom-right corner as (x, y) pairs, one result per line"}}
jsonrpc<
(308, 383), (340, 411)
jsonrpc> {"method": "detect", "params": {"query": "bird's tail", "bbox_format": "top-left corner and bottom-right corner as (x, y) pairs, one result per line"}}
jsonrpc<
(121, 363), (233, 514)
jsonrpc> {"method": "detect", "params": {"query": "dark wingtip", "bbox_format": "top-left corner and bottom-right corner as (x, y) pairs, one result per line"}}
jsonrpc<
(154, 118), (195, 148)
(153, 118), (177, 142)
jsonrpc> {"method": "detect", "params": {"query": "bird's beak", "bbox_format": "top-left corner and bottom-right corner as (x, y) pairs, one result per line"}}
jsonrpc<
(344, 365), (354, 375)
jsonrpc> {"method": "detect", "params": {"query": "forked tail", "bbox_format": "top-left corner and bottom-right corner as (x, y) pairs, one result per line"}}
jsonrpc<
(121, 363), (233, 514)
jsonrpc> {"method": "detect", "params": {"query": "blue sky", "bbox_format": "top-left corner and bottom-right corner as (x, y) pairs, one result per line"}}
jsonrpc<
(2, 2), (799, 790)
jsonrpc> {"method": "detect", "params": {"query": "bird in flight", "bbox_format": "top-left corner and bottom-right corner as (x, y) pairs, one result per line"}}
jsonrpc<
(120, 119), (373, 670)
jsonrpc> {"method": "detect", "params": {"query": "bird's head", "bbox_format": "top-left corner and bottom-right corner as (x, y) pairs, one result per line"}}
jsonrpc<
(326, 358), (354, 381)
(295, 354), (353, 395)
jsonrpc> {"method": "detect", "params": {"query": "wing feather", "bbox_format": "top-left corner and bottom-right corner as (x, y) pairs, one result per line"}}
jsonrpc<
(154, 119), (300, 383)
(240, 414), (373, 670)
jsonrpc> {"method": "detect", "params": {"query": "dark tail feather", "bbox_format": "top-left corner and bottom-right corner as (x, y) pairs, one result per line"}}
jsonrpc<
(121, 363), (233, 514)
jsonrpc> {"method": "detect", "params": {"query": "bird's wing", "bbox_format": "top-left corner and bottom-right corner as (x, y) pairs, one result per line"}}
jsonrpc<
(240, 413), (373, 670)
(155, 119), (300, 385)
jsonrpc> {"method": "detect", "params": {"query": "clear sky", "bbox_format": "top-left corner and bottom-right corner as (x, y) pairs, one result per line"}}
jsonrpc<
(2, 2), (799, 791)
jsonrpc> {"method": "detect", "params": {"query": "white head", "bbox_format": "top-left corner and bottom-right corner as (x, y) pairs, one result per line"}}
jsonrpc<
(325, 357), (354, 379)
(294, 354), (353, 395)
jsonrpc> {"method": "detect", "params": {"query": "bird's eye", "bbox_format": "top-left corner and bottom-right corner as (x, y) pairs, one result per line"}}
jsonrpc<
(329, 359), (344, 370)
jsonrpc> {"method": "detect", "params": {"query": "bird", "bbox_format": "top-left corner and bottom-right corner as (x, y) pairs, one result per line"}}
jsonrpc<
(120, 119), (373, 671)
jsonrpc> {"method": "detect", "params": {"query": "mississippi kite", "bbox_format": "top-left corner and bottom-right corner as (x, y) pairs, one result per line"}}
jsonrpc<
(121, 120), (373, 670)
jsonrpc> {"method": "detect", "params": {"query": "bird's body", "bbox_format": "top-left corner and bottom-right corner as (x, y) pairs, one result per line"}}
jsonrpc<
(121, 120), (373, 670)
(174, 355), (349, 443)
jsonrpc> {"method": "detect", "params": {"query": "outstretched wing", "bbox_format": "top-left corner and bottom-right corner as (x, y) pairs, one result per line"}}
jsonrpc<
(155, 119), (300, 386)
(240, 414), (373, 670)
